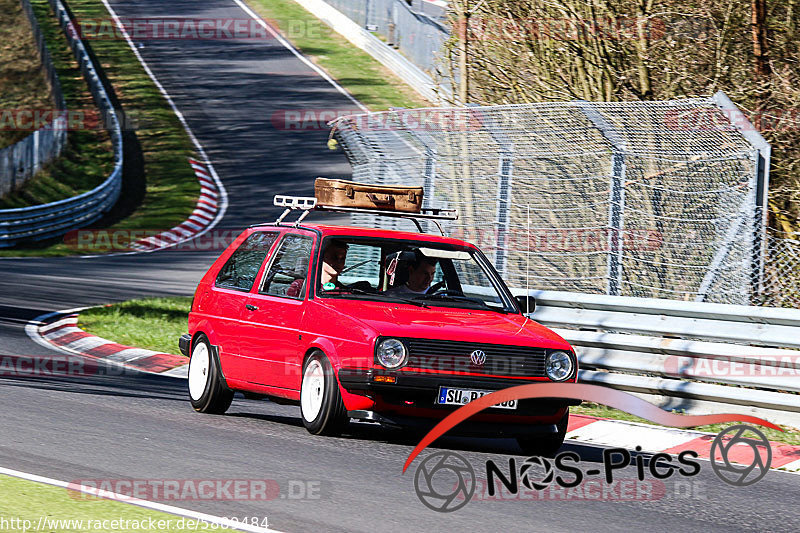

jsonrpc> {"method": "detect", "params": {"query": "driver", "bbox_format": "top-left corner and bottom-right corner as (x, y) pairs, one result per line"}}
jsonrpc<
(388, 252), (437, 295)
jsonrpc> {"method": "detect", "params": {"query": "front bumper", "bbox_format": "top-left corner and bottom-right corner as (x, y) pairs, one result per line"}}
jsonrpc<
(178, 333), (191, 357)
(338, 367), (580, 418)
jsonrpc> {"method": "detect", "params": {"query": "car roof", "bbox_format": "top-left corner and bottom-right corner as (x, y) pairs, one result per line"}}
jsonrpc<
(250, 222), (474, 248)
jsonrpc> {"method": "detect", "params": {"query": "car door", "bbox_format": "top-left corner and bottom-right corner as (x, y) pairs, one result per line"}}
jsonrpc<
(208, 230), (279, 382)
(239, 231), (316, 389)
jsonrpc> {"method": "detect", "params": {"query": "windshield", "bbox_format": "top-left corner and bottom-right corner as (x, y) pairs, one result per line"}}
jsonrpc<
(315, 237), (518, 313)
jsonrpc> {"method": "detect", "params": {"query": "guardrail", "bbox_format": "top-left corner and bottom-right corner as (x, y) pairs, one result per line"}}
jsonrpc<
(293, 0), (451, 103)
(522, 290), (800, 426)
(324, 0), (449, 73)
(0, 0), (122, 247)
(1, 0), (69, 197)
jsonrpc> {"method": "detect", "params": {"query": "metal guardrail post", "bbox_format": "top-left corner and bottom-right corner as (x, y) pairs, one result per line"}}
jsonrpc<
(392, 108), (440, 233)
(494, 150), (513, 278)
(466, 105), (513, 277)
(422, 147), (437, 233)
(711, 91), (770, 301)
(575, 101), (626, 296)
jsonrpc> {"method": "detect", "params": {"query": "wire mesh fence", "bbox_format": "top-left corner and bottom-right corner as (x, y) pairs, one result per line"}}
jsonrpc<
(763, 231), (800, 308)
(327, 94), (793, 306)
(323, 0), (448, 73)
(1, 0), (69, 198)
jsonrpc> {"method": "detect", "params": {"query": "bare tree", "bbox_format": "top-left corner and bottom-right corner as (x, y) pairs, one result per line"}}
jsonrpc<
(440, 0), (800, 233)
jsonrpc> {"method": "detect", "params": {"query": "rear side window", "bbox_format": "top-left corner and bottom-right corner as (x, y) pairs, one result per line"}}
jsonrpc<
(260, 234), (314, 299)
(215, 231), (279, 291)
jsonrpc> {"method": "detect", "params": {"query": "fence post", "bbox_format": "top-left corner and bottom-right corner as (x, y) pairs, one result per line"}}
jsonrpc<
(466, 105), (513, 277)
(575, 101), (626, 296)
(711, 91), (770, 301)
(494, 149), (513, 278)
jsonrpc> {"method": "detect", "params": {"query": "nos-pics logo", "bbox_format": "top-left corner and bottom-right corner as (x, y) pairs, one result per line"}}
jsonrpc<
(412, 424), (772, 512)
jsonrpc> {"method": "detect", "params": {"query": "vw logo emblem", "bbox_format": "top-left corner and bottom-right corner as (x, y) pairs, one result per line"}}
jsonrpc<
(470, 349), (486, 366)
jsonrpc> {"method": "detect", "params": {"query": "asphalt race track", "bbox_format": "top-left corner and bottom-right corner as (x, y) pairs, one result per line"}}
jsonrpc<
(1, 0), (799, 531)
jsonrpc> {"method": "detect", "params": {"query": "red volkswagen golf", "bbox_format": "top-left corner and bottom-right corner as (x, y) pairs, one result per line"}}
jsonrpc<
(180, 200), (579, 455)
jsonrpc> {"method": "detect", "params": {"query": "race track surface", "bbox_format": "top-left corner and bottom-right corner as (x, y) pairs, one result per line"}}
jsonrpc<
(1, 1), (798, 530)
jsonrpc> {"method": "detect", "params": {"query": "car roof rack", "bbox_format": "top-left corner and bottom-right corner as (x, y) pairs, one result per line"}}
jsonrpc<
(273, 195), (458, 235)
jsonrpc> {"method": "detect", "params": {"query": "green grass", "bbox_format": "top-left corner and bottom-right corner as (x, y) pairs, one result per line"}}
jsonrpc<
(0, 0), (199, 256)
(0, 474), (226, 532)
(1, 0), (434, 256)
(573, 402), (800, 446)
(247, 0), (430, 110)
(0, 0), (113, 208)
(0, 0), (55, 147)
(78, 297), (191, 355)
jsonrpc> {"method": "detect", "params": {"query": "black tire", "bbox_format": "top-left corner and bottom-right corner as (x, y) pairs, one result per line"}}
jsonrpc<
(516, 409), (569, 457)
(188, 334), (233, 414)
(300, 351), (347, 436)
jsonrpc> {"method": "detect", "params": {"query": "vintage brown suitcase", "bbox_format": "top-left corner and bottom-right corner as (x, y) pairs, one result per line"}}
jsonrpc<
(314, 178), (423, 213)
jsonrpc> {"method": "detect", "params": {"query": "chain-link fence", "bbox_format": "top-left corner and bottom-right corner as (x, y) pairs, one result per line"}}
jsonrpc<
(328, 93), (786, 306)
(324, 0), (448, 73)
(1, 0), (68, 198)
(763, 231), (800, 308)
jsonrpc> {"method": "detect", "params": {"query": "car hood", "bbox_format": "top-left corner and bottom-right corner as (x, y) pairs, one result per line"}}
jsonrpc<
(319, 299), (571, 350)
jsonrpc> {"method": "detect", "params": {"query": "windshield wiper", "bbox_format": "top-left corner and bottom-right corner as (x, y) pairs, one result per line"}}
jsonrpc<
(416, 293), (509, 311)
(419, 293), (485, 305)
(329, 286), (428, 308)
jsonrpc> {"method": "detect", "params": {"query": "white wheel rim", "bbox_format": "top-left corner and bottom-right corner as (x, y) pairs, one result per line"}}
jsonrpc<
(301, 359), (325, 422)
(188, 342), (210, 401)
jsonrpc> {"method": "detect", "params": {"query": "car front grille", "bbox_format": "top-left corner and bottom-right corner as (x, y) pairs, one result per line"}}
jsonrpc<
(401, 338), (547, 378)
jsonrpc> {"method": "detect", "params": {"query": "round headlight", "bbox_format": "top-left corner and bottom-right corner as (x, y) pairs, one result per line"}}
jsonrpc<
(546, 351), (574, 381)
(376, 338), (407, 369)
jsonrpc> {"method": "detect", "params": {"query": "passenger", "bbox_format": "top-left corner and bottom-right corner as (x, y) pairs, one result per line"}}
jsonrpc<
(320, 240), (349, 289)
(388, 252), (437, 295)
(286, 256), (309, 298)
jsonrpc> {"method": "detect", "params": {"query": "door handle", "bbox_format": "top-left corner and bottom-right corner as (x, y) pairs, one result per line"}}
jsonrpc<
(245, 304), (259, 311)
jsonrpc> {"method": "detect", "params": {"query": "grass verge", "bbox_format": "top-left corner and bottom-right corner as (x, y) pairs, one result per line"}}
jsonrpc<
(246, 0), (429, 110)
(78, 298), (800, 445)
(573, 402), (800, 446)
(77, 297), (191, 355)
(0, 474), (227, 532)
(0, 0), (113, 208)
(0, 0), (199, 256)
(3, 0), (432, 255)
(0, 0), (55, 148)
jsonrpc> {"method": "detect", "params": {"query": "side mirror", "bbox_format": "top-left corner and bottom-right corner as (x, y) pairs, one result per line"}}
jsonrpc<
(515, 295), (536, 314)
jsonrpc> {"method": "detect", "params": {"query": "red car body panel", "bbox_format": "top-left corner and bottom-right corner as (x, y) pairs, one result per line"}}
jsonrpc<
(187, 223), (578, 427)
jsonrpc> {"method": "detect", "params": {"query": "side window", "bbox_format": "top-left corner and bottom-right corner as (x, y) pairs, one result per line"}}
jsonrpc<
(261, 234), (314, 298)
(339, 243), (381, 288)
(215, 232), (278, 291)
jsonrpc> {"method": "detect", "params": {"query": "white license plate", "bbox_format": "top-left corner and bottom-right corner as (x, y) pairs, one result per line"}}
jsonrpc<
(436, 387), (517, 410)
